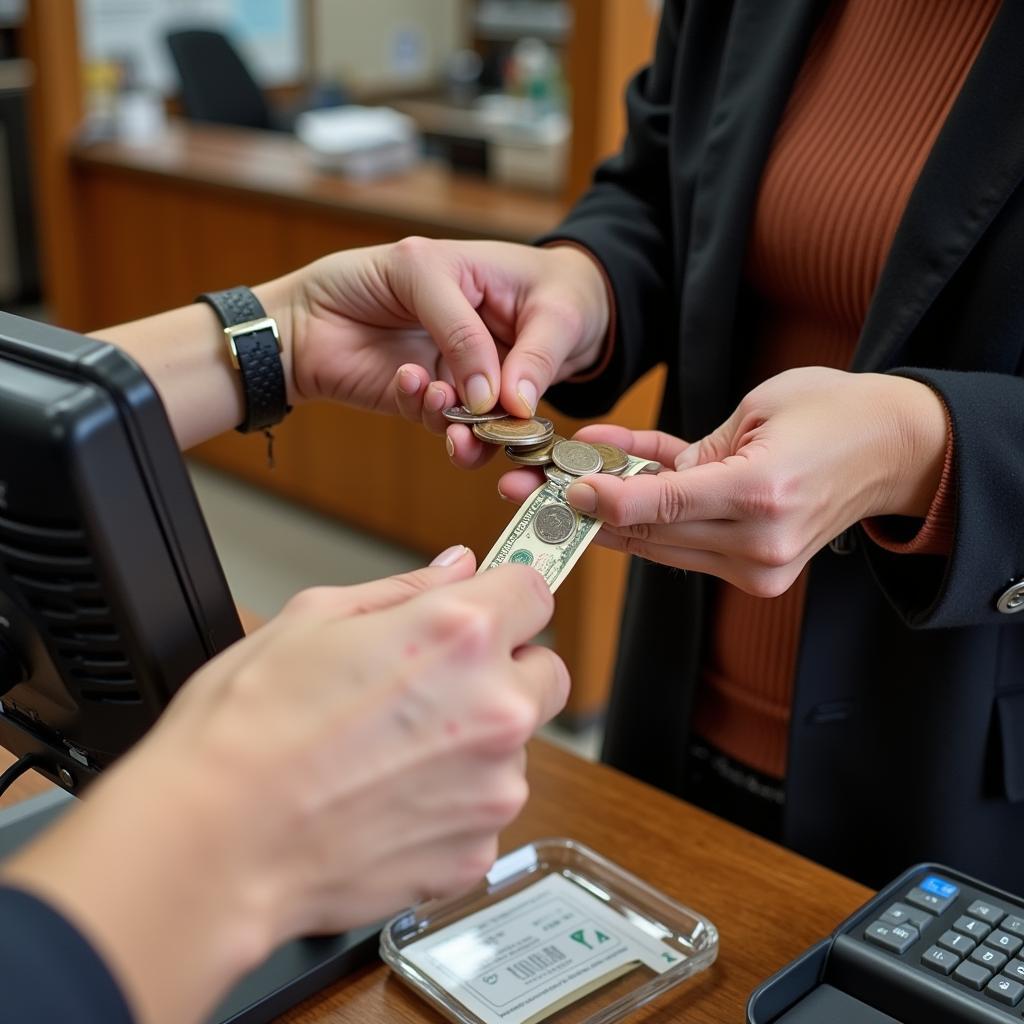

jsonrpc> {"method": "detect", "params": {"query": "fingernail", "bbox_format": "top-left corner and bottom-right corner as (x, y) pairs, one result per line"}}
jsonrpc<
(566, 483), (597, 513)
(445, 435), (455, 458)
(397, 369), (420, 395)
(425, 384), (446, 412)
(517, 381), (538, 416)
(430, 544), (468, 567)
(465, 374), (493, 413)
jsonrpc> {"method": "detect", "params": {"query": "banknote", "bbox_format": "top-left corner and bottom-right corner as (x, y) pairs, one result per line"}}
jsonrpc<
(478, 457), (650, 593)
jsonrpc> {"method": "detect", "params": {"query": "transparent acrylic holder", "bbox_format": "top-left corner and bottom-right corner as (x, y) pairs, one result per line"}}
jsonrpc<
(380, 838), (719, 1024)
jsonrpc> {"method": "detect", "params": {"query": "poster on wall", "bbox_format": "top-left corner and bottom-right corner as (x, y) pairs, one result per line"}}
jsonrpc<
(77, 0), (303, 94)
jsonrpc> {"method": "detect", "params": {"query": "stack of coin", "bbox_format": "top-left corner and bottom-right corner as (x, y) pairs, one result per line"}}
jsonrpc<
(443, 405), (659, 477)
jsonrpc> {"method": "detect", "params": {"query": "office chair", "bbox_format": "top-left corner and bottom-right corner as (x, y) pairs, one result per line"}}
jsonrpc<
(165, 29), (275, 131)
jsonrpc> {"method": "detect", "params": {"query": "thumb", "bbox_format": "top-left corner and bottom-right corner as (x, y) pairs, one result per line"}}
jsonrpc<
(673, 407), (745, 471)
(287, 546), (477, 622)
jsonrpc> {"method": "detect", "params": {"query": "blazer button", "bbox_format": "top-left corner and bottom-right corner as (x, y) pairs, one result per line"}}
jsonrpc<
(997, 580), (1024, 614)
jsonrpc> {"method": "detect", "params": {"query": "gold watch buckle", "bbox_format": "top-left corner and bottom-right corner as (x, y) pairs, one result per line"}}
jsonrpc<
(223, 317), (281, 369)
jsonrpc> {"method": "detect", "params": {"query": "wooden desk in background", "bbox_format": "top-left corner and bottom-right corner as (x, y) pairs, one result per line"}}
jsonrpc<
(0, 743), (869, 1022)
(63, 123), (665, 729)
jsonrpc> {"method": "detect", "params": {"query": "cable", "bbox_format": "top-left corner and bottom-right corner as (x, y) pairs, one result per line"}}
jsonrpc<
(0, 753), (44, 799)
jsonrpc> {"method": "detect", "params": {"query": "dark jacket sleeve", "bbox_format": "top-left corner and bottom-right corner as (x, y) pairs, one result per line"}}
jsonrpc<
(0, 885), (134, 1023)
(538, 2), (683, 416)
(861, 367), (1024, 629)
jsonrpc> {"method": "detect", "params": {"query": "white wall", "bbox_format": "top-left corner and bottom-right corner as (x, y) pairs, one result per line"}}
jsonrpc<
(312, 0), (466, 95)
(77, 0), (303, 94)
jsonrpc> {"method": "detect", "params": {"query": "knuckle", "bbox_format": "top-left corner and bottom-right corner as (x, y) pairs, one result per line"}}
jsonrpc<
(751, 531), (800, 569)
(657, 481), (688, 523)
(504, 563), (553, 614)
(391, 234), (432, 265)
(284, 586), (336, 618)
(626, 521), (652, 543)
(432, 597), (500, 653)
(743, 568), (794, 599)
(444, 318), (487, 363)
(623, 535), (651, 559)
(477, 691), (537, 750)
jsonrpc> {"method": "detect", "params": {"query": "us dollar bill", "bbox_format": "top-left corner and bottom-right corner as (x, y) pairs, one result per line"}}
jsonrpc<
(478, 457), (650, 593)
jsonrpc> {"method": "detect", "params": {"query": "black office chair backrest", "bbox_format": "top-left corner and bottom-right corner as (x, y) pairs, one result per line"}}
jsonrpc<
(165, 29), (272, 130)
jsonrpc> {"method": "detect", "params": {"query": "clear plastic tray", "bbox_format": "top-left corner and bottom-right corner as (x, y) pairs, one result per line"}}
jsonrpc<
(380, 837), (719, 1024)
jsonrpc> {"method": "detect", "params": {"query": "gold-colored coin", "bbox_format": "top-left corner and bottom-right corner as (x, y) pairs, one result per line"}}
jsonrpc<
(472, 416), (554, 447)
(504, 435), (564, 466)
(592, 442), (630, 475)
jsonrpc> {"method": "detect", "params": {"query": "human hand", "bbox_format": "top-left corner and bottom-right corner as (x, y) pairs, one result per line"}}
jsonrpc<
(274, 238), (608, 461)
(1, 550), (567, 1024)
(497, 368), (948, 597)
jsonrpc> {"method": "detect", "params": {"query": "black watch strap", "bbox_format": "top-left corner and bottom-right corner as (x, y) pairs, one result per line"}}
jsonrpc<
(197, 286), (290, 433)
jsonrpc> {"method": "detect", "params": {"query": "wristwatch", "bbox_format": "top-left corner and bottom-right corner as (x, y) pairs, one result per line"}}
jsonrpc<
(197, 286), (291, 433)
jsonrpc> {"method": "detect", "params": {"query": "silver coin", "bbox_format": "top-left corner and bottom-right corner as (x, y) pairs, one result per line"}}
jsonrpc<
(551, 439), (603, 476)
(443, 405), (509, 424)
(544, 465), (575, 489)
(504, 434), (563, 466)
(637, 460), (664, 474)
(534, 504), (577, 545)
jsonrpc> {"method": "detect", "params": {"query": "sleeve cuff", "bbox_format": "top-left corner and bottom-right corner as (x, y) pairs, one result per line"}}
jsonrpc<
(540, 240), (618, 384)
(862, 407), (956, 557)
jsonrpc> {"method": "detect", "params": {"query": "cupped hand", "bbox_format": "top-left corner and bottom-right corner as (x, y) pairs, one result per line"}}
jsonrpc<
(282, 238), (609, 466)
(500, 368), (948, 597)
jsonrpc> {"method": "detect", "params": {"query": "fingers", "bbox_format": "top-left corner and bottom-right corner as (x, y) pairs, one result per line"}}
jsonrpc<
(400, 261), (501, 414)
(497, 467), (545, 503)
(499, 307), (587, 418)
(285, 547), (477, 622)
(446, 423), (498, 470)
(393, 365), (458, 436)
(574, 425), (690, 467)
(564, 463), (741, 526)
(512, 644), (570, 728)
(449, 563), (555, 649)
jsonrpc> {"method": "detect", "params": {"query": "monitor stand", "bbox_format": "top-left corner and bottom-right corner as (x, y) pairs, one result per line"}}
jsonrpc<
(0, 790), (381, 1024)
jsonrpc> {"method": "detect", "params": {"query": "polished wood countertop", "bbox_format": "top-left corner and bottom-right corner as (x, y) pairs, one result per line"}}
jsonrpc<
(71, 122), (569, 243)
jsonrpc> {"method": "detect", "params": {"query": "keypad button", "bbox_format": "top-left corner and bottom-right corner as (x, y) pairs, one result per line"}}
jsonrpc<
(939, 930), (976, 956)
(921, 875), (960, 900)
(954, 915), (992, 940)
(880, 903), (914, 927)
(984, 930), (1023, 957)
(968, 900), (1006, 926)
(987, 974), (1024, 1007)
(1001, 914), (1024, 937)
(954, 960), (993, 990)
(971, 946), (1008, 972)
(922, 945), (960, 975)
(907, 886), (955, 915)
(865, 921), (918, 954)
(1003, 958), (1024, 982)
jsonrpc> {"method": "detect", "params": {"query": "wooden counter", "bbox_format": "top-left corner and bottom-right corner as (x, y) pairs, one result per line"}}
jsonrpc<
(65, 123), (665, 728)
(0, 743), (871, 1022)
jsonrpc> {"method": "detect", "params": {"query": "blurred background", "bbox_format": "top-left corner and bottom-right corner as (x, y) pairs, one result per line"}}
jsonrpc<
(3, 0), (666, 753)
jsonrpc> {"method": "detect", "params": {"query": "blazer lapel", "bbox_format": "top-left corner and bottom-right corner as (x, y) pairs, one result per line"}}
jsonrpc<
(678, 0), (828, 438)
(852, 0), (1024, 372)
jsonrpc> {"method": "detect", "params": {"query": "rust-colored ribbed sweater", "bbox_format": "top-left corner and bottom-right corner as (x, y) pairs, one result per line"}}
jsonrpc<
(690, 0), (999, 781)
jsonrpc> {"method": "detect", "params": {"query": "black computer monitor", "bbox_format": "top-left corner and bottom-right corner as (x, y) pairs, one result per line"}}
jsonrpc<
(0, 311), (378, 1023)
(0, 311), (243, 792)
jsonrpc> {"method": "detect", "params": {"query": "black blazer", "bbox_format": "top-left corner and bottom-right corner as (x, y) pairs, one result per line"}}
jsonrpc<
(544, 0), (1024, 890)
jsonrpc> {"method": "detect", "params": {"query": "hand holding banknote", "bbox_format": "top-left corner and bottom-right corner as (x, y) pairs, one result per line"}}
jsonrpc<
(498, 368), (949, 599)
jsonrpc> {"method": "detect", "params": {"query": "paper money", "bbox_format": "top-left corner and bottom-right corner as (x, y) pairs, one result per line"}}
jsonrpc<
(478, 457), (648, 592)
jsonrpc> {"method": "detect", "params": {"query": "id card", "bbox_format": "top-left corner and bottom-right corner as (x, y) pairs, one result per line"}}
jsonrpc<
(401, 873), (682, 1024)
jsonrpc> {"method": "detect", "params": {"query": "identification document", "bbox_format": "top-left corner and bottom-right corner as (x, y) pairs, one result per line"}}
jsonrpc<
(401, 874), (682, 1024)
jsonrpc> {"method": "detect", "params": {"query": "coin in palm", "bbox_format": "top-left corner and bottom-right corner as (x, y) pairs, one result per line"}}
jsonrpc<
(591, 442), (629, 475)
(552, 439), (603, 476)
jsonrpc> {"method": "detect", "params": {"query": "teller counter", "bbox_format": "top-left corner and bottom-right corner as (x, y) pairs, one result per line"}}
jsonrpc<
(67, 123), (665, 727)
